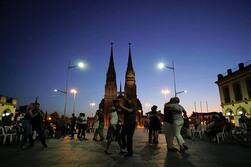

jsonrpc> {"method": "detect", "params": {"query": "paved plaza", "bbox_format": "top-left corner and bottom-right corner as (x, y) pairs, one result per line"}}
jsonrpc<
(0, 129), (251, 167)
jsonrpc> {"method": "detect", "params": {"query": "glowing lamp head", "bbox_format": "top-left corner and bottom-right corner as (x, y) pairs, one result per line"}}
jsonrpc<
(238, 110), (243, 115)
(161, 89), (170, 95)
(89, 102), (96, 107)
(70, 89), (77, 94)
(78, 62), (85, 68)
(157, 62), (165, 70)
(53, 89), (58, 92)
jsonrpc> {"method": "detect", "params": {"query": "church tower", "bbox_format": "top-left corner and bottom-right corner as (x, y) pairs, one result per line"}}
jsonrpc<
(103, 43), (117, 126)
(124, 43), (137, 100)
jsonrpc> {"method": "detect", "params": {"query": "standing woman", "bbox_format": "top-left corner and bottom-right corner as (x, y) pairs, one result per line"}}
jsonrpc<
(171, 97), (188, 152)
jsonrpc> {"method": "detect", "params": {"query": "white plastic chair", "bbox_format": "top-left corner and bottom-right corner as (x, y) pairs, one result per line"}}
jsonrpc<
(191, 126), (203, 139)
(0, 126), (15, 144)
(216, 126), (226, 144)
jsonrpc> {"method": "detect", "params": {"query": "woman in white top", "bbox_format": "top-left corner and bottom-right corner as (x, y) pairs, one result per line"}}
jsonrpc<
(170, 97), (188, 152)
(104, 104), (119, 154)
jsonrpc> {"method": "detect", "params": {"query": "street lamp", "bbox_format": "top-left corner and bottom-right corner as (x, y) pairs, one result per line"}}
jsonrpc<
(70, 88), (78, 114)
(161, 89), (170, 99)
(157, 61), (177, 97)
(89, 102), (96, 108)
(176, 90), (187, 96)
(145, 103), (152, 112)
(89, 102), (96, 117)
(53, 89), (66, 94)
(63, 61), (86, 117)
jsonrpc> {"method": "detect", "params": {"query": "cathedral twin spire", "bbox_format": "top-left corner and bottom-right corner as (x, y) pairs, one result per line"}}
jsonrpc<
(105, 42), (136, 99)
(126, 43), (135, 74)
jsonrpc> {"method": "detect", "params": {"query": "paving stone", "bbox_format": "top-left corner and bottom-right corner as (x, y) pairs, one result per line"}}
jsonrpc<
(0, 129), (251, 167)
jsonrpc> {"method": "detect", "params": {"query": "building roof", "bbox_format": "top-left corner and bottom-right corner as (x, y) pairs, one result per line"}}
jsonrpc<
(215, 61), (251, 84)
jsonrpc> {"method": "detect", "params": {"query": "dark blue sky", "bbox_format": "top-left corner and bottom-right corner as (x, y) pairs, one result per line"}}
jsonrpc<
(1, 0), (250, 116)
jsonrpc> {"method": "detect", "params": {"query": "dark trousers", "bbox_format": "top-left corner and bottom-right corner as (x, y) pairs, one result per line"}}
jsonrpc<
(148, 128), (158, 144)
(21, 120), (33, 146)
(121, 124), (135, 154)
(32, 124), (46, 146)
(78, 124), (87, 139)
(70, 124), (75, 138)
(149, 128), (153, 143)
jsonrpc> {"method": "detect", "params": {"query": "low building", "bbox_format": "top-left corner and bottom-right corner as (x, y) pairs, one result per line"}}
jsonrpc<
(215, 62), (251, 126)
(0, 95), (17, 124)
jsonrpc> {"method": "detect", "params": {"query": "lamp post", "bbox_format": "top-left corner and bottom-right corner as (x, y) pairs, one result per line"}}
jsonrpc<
(89, 102), (96, 117)
(63, 61), (86, 117)
(157, 61), (177, 97)
(70, 89), (77, 114)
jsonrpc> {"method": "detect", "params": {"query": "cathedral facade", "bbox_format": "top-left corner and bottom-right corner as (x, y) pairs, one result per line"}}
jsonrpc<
(99, 43), (143, 127)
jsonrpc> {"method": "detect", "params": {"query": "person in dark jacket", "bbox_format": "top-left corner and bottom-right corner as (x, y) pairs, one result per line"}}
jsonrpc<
(148, 105), (161, 144)
(70, 113), (77, 139)
(119, 97), (137, 157)
(30, 102), (47, 148)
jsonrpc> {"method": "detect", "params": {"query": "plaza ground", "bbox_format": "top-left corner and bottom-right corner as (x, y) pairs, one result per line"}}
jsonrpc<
(0, 129), (251, 167)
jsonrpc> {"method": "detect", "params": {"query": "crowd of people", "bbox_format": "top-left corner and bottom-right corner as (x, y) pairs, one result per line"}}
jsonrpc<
(1, 96), (250, 157)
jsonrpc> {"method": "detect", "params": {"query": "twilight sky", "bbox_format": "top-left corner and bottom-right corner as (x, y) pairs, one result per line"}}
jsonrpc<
(0, 0), (250, 116)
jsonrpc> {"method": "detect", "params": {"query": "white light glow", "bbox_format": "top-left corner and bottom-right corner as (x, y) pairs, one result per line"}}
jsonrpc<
(161, 89), (170, 95)
(157, 62), (165, 70)
(78, 62), (85, 68)
(89, 102), (96, 107)
(70, 89), (77, 94)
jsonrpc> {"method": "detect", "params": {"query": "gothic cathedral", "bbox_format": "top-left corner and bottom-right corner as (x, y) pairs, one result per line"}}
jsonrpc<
(99, 43), (143, 127)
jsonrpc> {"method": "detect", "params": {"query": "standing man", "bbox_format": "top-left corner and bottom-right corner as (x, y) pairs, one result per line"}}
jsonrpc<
(119, 96), (136, 157)
(30, 102), (47, 148)
(163, 99), (176, 151)
(98, 109), (105, 141)
(70, 113), (77, 139)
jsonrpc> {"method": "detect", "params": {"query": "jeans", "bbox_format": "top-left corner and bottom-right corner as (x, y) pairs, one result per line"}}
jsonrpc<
(173, 117), (185, 146)
(163, 122), (174, 148)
